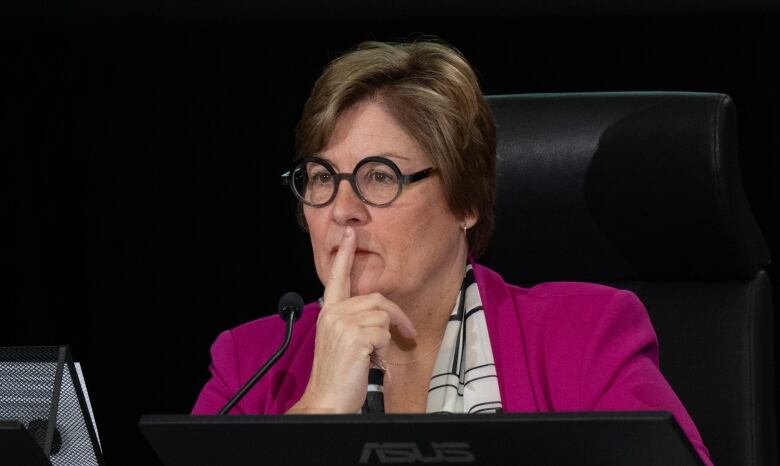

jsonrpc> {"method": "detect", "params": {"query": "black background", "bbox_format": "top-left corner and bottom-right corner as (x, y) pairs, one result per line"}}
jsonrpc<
(2, 2), (779, 464)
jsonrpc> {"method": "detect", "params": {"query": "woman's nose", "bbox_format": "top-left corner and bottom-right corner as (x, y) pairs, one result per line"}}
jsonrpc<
(331, 179), (369, 226)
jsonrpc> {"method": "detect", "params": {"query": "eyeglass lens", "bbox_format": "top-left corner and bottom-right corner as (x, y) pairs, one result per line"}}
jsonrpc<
(292, 159), (402, 206)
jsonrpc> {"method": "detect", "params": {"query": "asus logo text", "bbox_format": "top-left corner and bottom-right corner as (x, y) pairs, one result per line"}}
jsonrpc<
(359, 442), (475, 463)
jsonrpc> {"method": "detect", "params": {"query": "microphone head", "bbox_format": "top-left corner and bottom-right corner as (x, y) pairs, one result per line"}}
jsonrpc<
(278, 291), (304, 323)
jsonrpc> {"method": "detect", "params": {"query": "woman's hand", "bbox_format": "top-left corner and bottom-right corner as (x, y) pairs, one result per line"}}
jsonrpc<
(287, 226), (417, 414)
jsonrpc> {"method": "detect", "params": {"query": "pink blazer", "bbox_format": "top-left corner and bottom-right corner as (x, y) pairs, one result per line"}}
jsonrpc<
(193, 263), (712, 465)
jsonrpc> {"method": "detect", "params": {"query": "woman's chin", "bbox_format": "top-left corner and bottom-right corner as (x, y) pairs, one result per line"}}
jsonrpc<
(349, 270), (392, 298)
(350, 278), (383, 297)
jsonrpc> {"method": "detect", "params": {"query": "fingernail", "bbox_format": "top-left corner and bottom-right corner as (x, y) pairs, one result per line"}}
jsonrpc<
(345, 227), (353, 238)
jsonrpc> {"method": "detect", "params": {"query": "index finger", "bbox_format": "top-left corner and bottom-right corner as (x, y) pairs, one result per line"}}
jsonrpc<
(323, 226), (356, 305)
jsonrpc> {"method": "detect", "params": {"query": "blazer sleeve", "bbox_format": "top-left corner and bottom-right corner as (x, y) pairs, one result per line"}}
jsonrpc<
(191, 329), (245, 415)
(579, 289), (713, 466)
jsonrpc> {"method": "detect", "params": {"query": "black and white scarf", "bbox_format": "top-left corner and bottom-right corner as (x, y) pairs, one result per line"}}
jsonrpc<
(425, 264), (502, 414)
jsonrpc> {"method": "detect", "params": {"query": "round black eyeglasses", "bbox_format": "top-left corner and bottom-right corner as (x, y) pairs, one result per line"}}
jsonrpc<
(281, 156), (438, 208)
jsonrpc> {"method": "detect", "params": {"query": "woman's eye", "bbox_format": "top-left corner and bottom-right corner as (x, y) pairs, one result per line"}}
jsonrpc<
(312, 172), (332, 184)
(368, 171), (394, 183)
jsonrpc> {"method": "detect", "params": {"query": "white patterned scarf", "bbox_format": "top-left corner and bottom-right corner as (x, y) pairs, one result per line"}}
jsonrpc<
(424, 264), (503, 414)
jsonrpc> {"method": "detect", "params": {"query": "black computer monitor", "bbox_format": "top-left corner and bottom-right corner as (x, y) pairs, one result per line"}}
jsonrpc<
(139, 411), (703, 465)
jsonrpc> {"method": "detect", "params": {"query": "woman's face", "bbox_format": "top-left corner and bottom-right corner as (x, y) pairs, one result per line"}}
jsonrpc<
(305, 100), (473, 301)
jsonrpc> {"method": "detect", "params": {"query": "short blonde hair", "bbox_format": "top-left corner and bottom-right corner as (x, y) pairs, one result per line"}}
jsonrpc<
(295, 40), (496, 258)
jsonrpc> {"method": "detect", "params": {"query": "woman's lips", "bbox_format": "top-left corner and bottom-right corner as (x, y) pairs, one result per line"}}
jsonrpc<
(330, 247), (374, 256)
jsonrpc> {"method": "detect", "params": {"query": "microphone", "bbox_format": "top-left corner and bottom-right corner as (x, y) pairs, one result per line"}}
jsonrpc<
(361, 368), (385, 414)
(277, 291), (305, 324)
(219, 292), (304, 415)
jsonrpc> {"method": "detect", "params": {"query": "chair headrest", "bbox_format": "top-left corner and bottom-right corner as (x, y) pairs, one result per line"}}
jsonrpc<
(482, 92), (769, 282)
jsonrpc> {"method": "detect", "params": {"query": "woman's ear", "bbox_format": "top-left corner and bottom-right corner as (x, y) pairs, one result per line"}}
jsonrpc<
(462, 212), (478, 230)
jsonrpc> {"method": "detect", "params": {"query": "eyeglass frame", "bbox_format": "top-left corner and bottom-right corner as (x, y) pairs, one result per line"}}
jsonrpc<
(281, 155), (438, 208)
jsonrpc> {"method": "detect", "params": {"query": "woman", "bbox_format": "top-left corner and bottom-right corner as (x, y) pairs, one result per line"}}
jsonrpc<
(192, 40), (712, 464)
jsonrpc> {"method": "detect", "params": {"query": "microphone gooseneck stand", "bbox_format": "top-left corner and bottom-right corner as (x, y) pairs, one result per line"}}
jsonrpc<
(219, 292), (304, 415)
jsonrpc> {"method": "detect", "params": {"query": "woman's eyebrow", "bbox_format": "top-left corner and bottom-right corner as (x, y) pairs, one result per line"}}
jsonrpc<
(316, 155), (342, 171)
(370, 152), (411, 162)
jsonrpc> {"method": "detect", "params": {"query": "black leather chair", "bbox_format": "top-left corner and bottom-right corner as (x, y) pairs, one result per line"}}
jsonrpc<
(483, 92), (776, 466)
